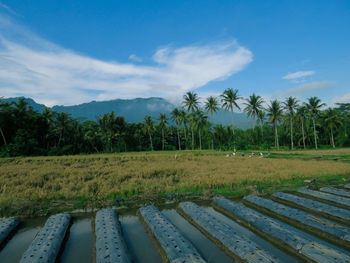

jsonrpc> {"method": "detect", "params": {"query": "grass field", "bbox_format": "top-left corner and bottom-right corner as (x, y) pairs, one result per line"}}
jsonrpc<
(1, 148), (350, 217)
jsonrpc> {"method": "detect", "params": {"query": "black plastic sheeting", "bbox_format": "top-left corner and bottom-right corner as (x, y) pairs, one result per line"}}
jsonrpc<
(179, 201), (282, 263)
(20, 213), (71, 263)
(320, 187), (350, 198)
(95, 209), (131, 263)
(139, 205), (205, 263)
(273, 192), (350, 221)
(298, 188), (350, 207)
(244, 195), (350, 242)
(214, 197), (350, 263)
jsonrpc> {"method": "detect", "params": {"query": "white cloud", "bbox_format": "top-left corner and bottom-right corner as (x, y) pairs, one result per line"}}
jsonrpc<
(285, 81), (335, 94)
(282, 70), (315, 80)
(332, 93), (350, 104)
(0, 15), (253, 106)
(128, 54), (142, 62)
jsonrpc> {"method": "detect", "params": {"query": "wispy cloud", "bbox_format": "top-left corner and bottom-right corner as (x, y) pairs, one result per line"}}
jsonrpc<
(282, 70), (315, 80)
(128, 54), (142, 62)
(285, 81), (335, 94)
(0, 15), (253, 106)
(0, 2), (20, 16)
(332, 93), (350, 104)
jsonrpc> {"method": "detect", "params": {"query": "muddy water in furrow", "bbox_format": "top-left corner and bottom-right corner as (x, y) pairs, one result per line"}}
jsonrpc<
(119, 210), (162, 263)
(59, 215), (94, 263)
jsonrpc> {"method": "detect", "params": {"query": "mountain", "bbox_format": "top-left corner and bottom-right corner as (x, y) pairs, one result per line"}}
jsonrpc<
(2, 97), (255, 129)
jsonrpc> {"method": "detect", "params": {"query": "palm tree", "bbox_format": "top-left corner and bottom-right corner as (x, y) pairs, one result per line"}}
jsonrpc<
(243, 94), (264, 128)
(183, 92), (200, 150)
(324, 108), (342, 148)
(179, 109), (188, 149)
(171, 108), (182, 150)
(204, 96), (219, 149)
(192, 110), (208, 150)
(257, 109), (265, 142)
(297, 106), (308, 149)
(158, 113), (167, 150)
(283, 97), (299, 150)
(221, 88), (241, 149)
(144, 115), (154, 151)
(305, 97), (326, 149)
(267, 100), (283, 150)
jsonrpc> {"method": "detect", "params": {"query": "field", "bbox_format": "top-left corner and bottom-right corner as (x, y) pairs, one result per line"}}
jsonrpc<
(1, 148), (350, 217)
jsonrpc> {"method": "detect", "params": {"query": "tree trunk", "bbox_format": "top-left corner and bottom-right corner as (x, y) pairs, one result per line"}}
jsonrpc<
(183, 124), (188, 149)
(275, 119), (279, 150)
(301, 118), (306, 149)
(211, 111), (214, 150)
(177, 125), (181, 150)
(0, 127), (7, 145)
(199, 129), (202, 150)
(231, 109), (235, 150)
(148, 130), (153, 151)
(330, 127), (335, 148)
(162, 128), (165, 150)
(290, 117), (294, 150)
(312, 118), (318, 149)
(191, 126), (194, 150)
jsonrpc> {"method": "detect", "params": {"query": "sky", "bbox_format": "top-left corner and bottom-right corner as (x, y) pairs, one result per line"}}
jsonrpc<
(0, 0), (349, 107)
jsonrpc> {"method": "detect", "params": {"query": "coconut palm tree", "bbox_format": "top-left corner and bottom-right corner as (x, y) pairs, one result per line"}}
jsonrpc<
(144, 115), (154, 151)
(221, 88), (241, 150)
(283, 97), (299, 150)
(324, 108), (342, 148)
(192, 110), (208, 150)
(183, 92), (200, 150)
(305, 97), (326, 149)
(158, 113), (167, 150)
(243, 94), (264, 128)
(297, 106), (308, 149)
(171, 108), (182, 150)
(204, 96), (219, 149)
(267, 100), (283, 150)
(257, 109), (265, 142)
(179, 109), (188, 149)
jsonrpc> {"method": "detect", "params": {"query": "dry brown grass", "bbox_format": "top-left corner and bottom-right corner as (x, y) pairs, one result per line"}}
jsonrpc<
(1, 151), (350, 205)
(272, 148), (350, 156)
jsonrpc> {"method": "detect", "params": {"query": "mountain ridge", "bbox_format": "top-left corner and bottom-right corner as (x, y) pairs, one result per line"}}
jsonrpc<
(2, 97), (254, 129)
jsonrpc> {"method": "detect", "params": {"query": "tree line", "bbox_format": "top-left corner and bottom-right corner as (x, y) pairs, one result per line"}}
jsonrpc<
(0, 91), (349, 157)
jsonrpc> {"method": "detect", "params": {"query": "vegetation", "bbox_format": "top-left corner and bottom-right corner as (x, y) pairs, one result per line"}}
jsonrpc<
(2, 91), (349, 157)
(1, 150), (350, 216)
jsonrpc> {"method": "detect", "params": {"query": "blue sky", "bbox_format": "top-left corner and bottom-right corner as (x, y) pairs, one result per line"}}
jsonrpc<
(0, 0), (349, 107)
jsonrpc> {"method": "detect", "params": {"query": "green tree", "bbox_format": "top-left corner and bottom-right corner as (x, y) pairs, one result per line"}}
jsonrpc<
(324, 108), (342, 148)
(183, 92), (200, 150)
(171, 108), (182, 150)
(267, 100), (283, 150)
(144, 115), (154, 151)
(192, 110), (208, 150)
(283, 97), (299, 150)
(158, 113), (168, 150)
(204, 96), (219, 149)
(305, 97), (326, 149)
(221, 88), (241, 149)
(243, 93), (264, 128)
(297, 106), (308, 149)
(179, 109), (188, 149)
(257, 109), (266, 143)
